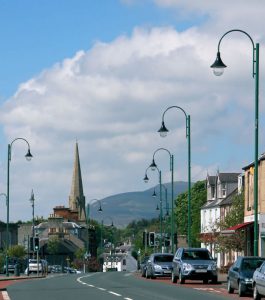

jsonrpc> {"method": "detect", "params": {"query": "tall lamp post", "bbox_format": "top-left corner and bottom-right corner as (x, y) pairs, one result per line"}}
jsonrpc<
(144, 166), (163, 251)
(210, 29), (259, 256)
(158, 106), (191, 247)
(29, 190), (35, 239)
(6, 138), (33, 276)
(149, 148), (175, 253)
(0, 193), (7, 274)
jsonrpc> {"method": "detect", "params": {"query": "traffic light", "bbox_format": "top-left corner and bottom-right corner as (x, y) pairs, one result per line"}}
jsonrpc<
(142, 232), (149, 246)
(34, 237), (39, 251)
(149, 232), (155, 247)
(29, 237), (34, 251)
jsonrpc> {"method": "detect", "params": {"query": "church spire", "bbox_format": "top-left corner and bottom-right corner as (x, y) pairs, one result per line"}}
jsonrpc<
(69, 142), (86, 221)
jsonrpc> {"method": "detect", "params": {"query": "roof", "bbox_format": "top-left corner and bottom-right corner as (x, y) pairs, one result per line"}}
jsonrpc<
(219, 188), (238, 206)
(201, 199), (222, 209)
(242, 153), (265, 170)
(218, 173), (240, 183)
(221, 221), (253, 234)
(207, 175), (216, 185)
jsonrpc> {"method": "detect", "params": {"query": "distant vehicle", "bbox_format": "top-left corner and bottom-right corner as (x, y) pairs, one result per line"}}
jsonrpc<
(140, 256), (149, 277)
(28, 259), (42, 273)
(253, 261), (265, 300)
(171, 247), (218, 284)
(145, 253), (173, 279)
(64, 267), (78, 273)
(227, 256), (265, 297)
(3, 258), (17, 273)
(51, 265), (63, 273)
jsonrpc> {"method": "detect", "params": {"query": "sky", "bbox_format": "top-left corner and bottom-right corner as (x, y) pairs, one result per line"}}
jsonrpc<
(0, 0), (265, 222)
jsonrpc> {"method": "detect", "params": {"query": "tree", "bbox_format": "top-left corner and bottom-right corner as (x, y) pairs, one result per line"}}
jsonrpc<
(215, 193), (245, 253)
(175, 180), (207, 247)
(47, 236), (60, 264)
(7, 245), (26, 259)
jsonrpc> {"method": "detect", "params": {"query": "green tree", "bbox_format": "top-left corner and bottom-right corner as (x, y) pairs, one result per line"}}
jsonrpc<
(175, 180), (207, 247)
(47, 236), (60, 264)
(7, 245), (26, 258)
(215, 193), (245, 253)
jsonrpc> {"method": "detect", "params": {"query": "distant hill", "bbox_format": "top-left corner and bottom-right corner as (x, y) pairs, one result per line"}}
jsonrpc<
(90, 181), (190, 228)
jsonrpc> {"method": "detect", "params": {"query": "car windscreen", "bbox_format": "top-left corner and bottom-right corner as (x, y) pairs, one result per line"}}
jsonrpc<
(182, 250), (211, 260)
(241, 259), (265, 270)
(154, 255), (173, 263)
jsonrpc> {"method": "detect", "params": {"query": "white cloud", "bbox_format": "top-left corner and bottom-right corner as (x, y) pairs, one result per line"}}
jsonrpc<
(1, 2), (265, 221)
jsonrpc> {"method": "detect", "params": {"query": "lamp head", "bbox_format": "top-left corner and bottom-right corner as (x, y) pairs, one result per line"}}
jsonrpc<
(143, 174), (149, 183)
(149, 159), (157, 171)
(158, 121), (169, 137)
(210, 51), (227, 76)
(156, 204), (159, 211)
(98, 204), (103, 212)
(152, 189), (157, 198)
(25, 148), (33, 161)
(29, 190), (35, 204)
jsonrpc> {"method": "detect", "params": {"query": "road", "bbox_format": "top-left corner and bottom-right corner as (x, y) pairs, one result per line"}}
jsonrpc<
(4, 272), (251, 300)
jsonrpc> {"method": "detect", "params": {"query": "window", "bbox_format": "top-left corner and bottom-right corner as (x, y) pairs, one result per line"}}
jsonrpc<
(222, 183), (226, 197)
(211, 186), (215, 199)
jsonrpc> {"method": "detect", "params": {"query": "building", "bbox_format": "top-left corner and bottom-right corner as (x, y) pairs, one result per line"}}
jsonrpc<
(18, 142), (97, 265)
(242, 153), (265, 256)
(200, 171), (240, 267)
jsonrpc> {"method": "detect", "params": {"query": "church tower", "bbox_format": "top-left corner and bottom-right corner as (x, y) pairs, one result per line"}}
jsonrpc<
(69, 142), (86, 221)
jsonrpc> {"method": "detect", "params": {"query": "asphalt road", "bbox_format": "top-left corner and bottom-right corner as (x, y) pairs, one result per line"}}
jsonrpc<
(5, 272), (239, 300)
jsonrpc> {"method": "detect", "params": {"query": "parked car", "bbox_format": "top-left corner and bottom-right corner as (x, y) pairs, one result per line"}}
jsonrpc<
(253, 260), (265, 300)
(51, 265), (63, 273)
(140, 256), (149, 277)
(227, 256), (265, 297)
(171, 247), (218, 284)
(28, 259), (42, 273)
(3, 258), (17, 273)
(145, 253), (173, 279)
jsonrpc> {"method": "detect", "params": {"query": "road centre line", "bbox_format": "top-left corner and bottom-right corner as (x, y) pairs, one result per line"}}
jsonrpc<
(77, 275), (134, 300)
(108, 291), (122, 296)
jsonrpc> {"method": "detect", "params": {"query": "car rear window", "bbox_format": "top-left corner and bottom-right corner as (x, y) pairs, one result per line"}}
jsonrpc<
(182, 250), (211, 260)
(154, 255), (173, 263)
(241, 259), (265, 270)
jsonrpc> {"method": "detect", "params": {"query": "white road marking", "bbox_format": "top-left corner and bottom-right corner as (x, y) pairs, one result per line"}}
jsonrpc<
(108, 291), (122, 296)
(2, 291), (11, 300)
(97, 287), (106, 291)
(124, 298), (134, 300)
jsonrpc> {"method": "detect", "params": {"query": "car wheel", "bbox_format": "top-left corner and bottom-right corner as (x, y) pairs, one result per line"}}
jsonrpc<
(211, 276), (218, 284)
(171, 271), (177, 283)
(253, 284), (261, 300)
(227, 279), (234, 294)
(145, 269), (149, 279)
(179, 270), (185, 284)
(238, 281), (245, 297)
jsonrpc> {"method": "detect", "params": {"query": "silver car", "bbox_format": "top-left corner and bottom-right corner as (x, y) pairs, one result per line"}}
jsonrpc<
(145, 253), (173, 279)
(171, 247), (218, 284)
(252, 260), (265, 300)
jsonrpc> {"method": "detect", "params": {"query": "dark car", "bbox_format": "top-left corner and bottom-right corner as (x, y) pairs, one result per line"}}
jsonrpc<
(140, 256), (149, 277)
(251, 260), (265, 300)
(171, 247), (218, 284)
(145, 253), (173, 279)
(227, 256), (265, 297)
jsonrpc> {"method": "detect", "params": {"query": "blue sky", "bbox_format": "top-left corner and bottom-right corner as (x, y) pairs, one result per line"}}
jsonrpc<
(0, 0), (265, 222)
(0, 0), (203, 99)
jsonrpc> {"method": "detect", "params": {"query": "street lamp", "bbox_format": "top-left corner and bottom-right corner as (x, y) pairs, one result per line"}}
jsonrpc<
(29, 190), (35, 239)
(158, 106), (191, 247)
(210, 29), (259, 256)
(0, 193), (7, 274)
(144, 166), (163, 251)
(149, 148), (175, 253)
(6, 137), (33, 276)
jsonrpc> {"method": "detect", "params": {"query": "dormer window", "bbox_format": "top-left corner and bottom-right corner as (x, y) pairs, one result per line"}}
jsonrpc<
(222, 183), (226, 197)
(211, 186), (215, 199)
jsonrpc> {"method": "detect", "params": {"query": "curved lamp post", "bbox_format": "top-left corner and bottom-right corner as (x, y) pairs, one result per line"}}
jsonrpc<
(210, 29), (259, 256)
(6, 137), (33, 276)
(144, 166), (163, 251)
(0, 193), (7, 274)
(149, 148), (175, 253)
(158, 106), (191, 247)
(29, 190), (35, 239)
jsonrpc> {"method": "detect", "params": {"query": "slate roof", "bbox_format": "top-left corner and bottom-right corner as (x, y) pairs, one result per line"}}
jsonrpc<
(219, 188), (238, 206)
(242, 153), (265, 170)
(218, 173), (240, 183)
(201, 199), (223, 209)
(207, 175), (216, 185)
